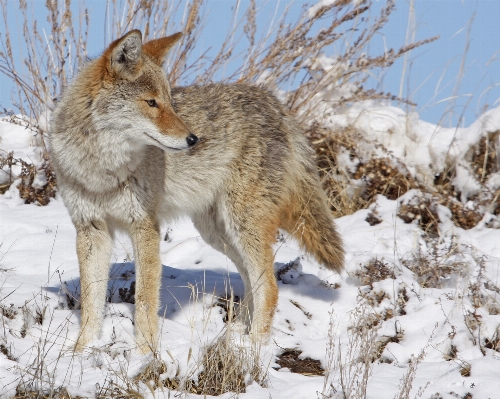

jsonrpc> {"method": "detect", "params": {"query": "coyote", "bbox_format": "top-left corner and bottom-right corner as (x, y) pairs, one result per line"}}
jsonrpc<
(49, 30), (344, 353)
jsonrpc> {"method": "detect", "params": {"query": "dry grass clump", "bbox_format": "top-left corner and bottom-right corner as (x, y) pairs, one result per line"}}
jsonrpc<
(405, 256), (454, 290)
(402, 237), (469, 289)
(324, 303), (381, 398)
(0, 114), (56, 204)
(14, 387), (76, 399)
(0, 152), (56, 205)
(95, 376), (146, 399)
(484, 327), (500, 352)
(469, 131), (500, 181)
(136, 293), (266, 396)
(189, 336), (266, 395)
(366, 206), (383, 226)
(355, 158), (417, 202)
(0, 342), (16, 361)
(354, 258), (395, 287)
(306, 123), (368, 216)
(157, 333), (266, 396)
(398, 193), (440, 235)
(275, 348), (324, 376)
(372, 332), (402, 364)
(446, 199), (483, 230)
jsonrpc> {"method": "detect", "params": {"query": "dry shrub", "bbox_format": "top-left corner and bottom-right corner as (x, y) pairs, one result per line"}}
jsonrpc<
(0, 342), (16, 361)
(372, 332), (402, 363)
(366, 207), (382, 226)
(394, 346), (429, 399)
(335, 304), (380, 398)
(305, 123), (368, 216)
(402, 237), (468, 289)
(396, 284), (409, 316)
(484, 326), (500, 352)
(188, 336), (266, 395)
(14, 387), (76, 399)
(356, 158), (417, 202)
(275, 348), (324, 376)
(469, 130), (500, 182)
(159, 333), (266, 396)
(18, 159), (57, 206)
(445, 198), (483, 230)
(398, 193), (440, 235)
(354, 258), (395, 287)
(0, 151), (56, 205)
(0, 0), (437, 123)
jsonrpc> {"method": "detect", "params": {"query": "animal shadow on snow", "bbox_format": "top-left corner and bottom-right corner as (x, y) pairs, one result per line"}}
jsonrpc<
(56, 258), (336, 323)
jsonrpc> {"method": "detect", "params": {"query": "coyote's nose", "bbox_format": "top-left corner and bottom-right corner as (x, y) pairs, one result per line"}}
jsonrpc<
(186, 134), (198, 147)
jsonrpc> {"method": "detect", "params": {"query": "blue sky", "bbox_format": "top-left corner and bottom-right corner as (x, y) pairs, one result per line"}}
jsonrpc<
(0, 0), (499, 127)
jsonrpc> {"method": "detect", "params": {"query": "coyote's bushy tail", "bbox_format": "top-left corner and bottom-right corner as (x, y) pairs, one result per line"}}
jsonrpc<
(281, 180), (344, 272)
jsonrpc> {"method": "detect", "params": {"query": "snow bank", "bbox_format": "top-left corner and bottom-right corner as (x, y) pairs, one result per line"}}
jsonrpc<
(1, 102), (500, 398)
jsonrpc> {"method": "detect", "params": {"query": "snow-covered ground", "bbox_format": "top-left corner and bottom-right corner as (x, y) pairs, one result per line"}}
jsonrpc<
(1, 105), (500, 398)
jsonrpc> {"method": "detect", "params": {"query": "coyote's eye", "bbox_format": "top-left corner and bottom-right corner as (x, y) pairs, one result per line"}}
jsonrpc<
(146, 99), (158, 108)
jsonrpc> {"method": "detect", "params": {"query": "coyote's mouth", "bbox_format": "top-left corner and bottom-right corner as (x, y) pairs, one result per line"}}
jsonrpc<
(144, 132), (186, 152)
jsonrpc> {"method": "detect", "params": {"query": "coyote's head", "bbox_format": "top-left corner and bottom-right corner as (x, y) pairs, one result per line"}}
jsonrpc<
(91, 30), (197, 152)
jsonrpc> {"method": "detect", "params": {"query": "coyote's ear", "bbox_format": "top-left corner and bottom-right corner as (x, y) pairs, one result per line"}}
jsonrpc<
(143, 32), (182, 66)
(106, 30), (143, 78)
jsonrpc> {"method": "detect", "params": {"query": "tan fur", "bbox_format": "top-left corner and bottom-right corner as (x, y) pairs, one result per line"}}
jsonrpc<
(49, 30), (344, 353)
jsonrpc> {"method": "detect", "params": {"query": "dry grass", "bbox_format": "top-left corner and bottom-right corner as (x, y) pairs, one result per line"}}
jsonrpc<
(356, 158), (417, 202)
(354, 258), (395, 287)
(321, 301), (381, 399)
(275, 348), (324, 376)
(398, 193), (440, 236)
(393, 347), (429, 399)
(402, 236), (469, 289)
(14, 387), (77, 399)
(0, 115), (56, 205)
(175, 290), (267, 396)
(306, 122), (369, 217)
(131, 291), (266, 396)
(185, 334), (266, 395)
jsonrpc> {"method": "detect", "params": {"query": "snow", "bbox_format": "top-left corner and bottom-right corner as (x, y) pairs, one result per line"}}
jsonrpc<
(1, 104), (500, 398)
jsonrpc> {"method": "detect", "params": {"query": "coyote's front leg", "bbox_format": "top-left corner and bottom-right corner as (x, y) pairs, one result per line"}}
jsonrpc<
(129, 216), (162, 354)
(75, 220), (113, 351)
